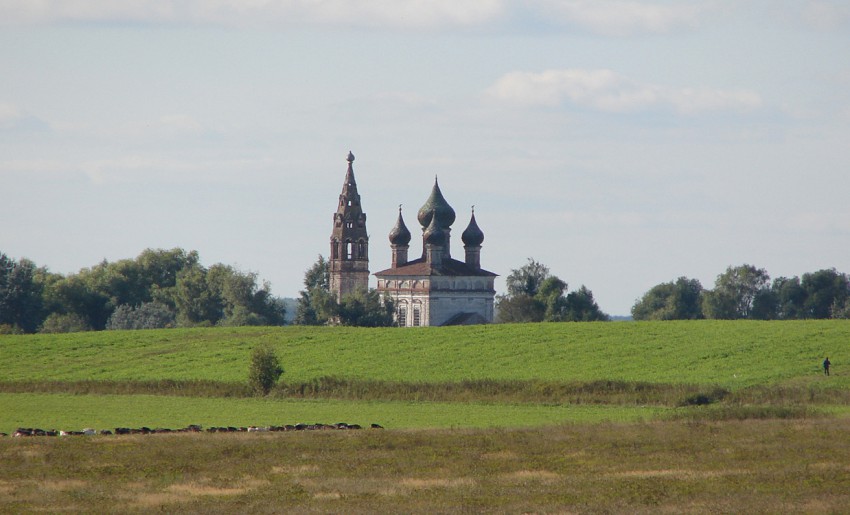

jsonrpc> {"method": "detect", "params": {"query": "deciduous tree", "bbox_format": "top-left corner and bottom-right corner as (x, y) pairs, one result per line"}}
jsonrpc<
(632, 277), (704, 321)
(703, 264), (770, 320)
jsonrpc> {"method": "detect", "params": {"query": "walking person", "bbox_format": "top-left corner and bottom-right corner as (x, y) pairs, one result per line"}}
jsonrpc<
(823, 357), (831, 376)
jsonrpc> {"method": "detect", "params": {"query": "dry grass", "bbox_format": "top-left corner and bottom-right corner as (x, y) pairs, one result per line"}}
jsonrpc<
(3, 418), (850, 513)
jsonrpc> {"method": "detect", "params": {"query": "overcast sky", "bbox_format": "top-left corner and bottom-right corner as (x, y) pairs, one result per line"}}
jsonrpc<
(2, 1), (849, 315)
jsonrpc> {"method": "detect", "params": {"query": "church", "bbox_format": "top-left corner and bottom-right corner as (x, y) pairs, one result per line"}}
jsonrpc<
(329, 151), (497, 326)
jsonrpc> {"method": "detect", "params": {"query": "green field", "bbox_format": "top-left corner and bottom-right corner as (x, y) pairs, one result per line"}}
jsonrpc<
(1, 320), (848, 433)
(1, 321), (846, 386)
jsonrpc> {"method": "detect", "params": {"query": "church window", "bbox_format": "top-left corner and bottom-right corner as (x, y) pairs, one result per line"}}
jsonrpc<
(331, 241), (339, 259)
(345, 241), (353, 259)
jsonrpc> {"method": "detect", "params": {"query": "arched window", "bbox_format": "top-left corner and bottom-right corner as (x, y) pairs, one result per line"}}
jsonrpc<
(345, 241), (353, 259)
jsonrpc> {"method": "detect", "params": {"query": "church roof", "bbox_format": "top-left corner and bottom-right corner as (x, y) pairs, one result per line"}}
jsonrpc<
(417, 177), (456, 229)
(461, 209), (484, 247)
(374, 257), (497, 278)
(388, 206), (412, 246)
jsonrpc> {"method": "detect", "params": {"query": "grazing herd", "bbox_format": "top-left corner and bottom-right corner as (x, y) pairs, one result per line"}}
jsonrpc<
(2, 422), (384, 438)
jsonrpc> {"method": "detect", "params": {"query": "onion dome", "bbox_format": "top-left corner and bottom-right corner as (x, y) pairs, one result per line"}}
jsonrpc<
(388, 205), (411, 246)
(461, 207), (484, 247)
(417, 177), (456, 229)
(423, 213), (447, 246)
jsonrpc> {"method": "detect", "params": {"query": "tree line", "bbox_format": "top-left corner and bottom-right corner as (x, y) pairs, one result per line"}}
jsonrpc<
(0, 249), (286, 334)
(632, 264), (850, 320)
(495, 258), (610, 323)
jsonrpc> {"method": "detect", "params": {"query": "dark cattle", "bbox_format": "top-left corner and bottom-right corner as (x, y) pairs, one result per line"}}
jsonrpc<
(115, 427), (131, 435)
(370, 423), (384, 429)
(100, 430), (112, 435)
(294, 424), (307, 431)
(348, 424), (362, 430)
(186, 424), (202, 432)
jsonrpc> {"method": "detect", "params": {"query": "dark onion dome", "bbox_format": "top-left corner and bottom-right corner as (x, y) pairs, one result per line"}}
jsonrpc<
(423, 212), (447, 246)
(417, 177), (456, 229)
(388, 205), (412, 246)
(461, 208), (484, 247)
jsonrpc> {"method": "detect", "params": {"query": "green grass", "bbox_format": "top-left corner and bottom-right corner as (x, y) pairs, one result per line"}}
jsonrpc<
(1, 321), (847, 388)
(0, 393), (666, 433)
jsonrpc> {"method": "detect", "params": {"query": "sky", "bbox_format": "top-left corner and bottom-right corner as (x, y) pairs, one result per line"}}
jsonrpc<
(1, 1), (849, 316)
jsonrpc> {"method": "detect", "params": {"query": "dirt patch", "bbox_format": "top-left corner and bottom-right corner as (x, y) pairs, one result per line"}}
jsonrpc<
(398, 477), (475, 489)
(313, 491), (342, 500)
(0, 480), (16, 495)
(127, 478), (269, 507)
(610, 469), (748, 479)
(40, 479), (89, 491)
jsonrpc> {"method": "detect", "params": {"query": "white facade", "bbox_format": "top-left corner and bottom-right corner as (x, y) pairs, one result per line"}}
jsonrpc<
(377, 275), (495, 327)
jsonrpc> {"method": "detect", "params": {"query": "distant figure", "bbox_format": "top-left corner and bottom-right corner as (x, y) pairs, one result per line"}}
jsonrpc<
(823, 357), (831, 376)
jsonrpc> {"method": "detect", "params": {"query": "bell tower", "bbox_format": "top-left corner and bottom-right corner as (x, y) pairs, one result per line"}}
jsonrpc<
(329, 151), (370, 300)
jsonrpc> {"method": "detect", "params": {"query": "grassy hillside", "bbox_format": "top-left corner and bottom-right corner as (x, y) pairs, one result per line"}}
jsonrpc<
(1, 321), (846, 388)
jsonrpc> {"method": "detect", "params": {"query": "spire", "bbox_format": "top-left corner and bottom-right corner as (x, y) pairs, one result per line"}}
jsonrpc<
(340, 150), (359, 202)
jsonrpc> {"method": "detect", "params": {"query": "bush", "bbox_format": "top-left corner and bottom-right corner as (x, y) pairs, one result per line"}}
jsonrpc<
(248, 344), (283, 396)
(106, 302), (176, 330)
(39, 313), (91, 333)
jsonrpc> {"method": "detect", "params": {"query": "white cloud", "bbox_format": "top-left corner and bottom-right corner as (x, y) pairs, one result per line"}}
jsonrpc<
(0, 103), (49, 131)
(527, 0), (712, 36)
(485, 69), (763, 114)
(0, 103), (23, 129)
(0, 0), (506, 29)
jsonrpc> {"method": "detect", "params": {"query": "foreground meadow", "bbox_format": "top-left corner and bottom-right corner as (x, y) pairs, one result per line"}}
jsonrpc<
(3, 418), (850, 513)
